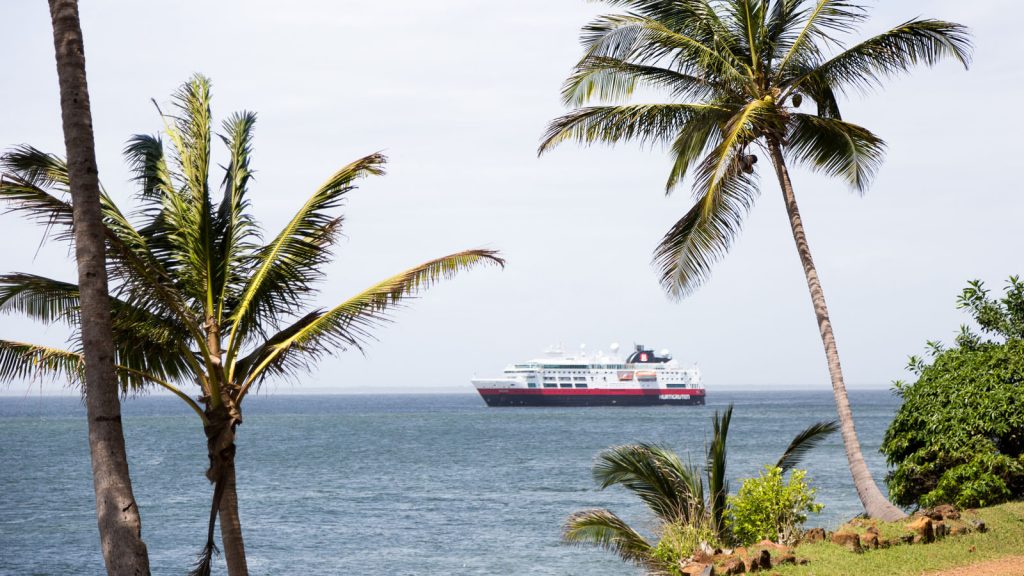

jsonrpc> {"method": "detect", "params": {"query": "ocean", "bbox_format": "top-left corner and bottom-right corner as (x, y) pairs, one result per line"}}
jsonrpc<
(0, 390), (899, 575)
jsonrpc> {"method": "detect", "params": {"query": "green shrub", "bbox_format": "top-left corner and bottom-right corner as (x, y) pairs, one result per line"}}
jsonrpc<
(651, 521), (719, 574)
(726, 466), (823, 546)
(881, 277), (1024, 509)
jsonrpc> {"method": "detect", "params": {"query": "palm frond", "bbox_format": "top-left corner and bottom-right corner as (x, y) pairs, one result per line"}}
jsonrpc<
(592, 443), (703, 524)
(155, 74), (218, 315)
(723, 0), (769, 71)
(0, 149), (76, 244)
(663, 103), (737, 192)
(213, 111), (260, 323)
(224, 152), (387, 365)
(539, 103), (730, 154)
(124, 134), (174, 202)
(775, 420), (838, 473)
(0, 273), (80, 325)
(765, 0), (812, 64)
(706, 404), (732, 539)
(234, 249), (504, 397)
(0, 272), (195, 386)
(580, 13), (748, 88)
(0, 145), (70, 188)
(775, 0), (867, 73)
(653, 101), (767, 298)
(562, 56), (717, 107)
(563, 509), (656, 568)
(785, 113), (885, 193)
(790, 19), (972, 95)
(0, 339), (84, 386)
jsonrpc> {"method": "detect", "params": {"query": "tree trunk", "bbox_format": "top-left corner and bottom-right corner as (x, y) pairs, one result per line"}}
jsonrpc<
(218, 456), (249, 576)
(200, 402), (248, 576)
(766, 140), (906, 521)
(47, 1), (152, 573)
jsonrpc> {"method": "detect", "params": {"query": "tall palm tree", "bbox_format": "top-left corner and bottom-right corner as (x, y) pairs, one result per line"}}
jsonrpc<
(539, 0), (971, 521)
(0, 75), (503, 576)
(564, 405), (836, 572)
(45, 0), (151, 573)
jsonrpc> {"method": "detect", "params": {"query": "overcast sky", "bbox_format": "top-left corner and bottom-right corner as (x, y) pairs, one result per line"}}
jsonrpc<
(1, 1), (1020, 396)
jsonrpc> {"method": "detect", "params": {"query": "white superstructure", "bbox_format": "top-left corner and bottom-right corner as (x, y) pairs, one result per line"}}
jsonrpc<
(472, 343), (704, 407)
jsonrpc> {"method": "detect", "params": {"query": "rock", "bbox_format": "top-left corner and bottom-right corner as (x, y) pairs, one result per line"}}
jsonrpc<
(758, 550), (772, 569)
(802, 527), (826, 544)
(774, 554), (797, 567)
(682, 562), (713, 576)
(716, 557), (745, 575)
(950, 525), (972, 536)
(865, 525), (880, 535)
(743, 555), (761, 573)
(756, 540), (790, 553)
(900, 534), (915, 545)
(926, 504), (961, 521)
(908, 516), (934, 544)
(971, 520), (987, 533)
(860, 532), (880, 550)
(934, 522), (948, 539)
(831, 530), (863, 553)
(798, 558), (810, 565)
(878, 537), (892, 549)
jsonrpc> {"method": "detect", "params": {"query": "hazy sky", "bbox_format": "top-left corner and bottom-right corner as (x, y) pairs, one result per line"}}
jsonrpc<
(0, 1), (1020, 396)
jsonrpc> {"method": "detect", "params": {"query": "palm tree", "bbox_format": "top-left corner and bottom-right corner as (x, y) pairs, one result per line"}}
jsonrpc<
(564, 405), (835, 572)
(45, 1), (152, 573)
(0, 75), (504, 576)
(539, 0), (971, 521)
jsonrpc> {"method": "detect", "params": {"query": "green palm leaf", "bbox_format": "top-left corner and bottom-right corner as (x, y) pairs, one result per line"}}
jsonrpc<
(235, 249), (504, 397)
(786, 113), (885, 193)
(592, 443), (704, 524)
(539, 103), (730, 153)
(562, 509), (657, 568)
(706, 404), (732, 539)
(775, 420), (839, 473)
(224, 152), (387, 367)
(790, 19), (972, 96)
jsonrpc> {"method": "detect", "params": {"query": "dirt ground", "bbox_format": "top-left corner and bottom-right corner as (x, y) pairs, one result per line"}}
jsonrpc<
(924, 556), (1024, 576)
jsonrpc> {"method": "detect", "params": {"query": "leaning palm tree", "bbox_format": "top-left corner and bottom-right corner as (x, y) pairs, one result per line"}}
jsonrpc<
(0, 75), (503, 576)
(564, 405), (836, 572)
(45, 0), (152, 572)
(540, 0), (971, 520)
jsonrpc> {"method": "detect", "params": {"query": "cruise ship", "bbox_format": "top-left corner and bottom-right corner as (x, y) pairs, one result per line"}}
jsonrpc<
(472, 343), (704, 407)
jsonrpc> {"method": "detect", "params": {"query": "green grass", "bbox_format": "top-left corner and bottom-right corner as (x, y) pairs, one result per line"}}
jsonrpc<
(773, 502), (1024, 575)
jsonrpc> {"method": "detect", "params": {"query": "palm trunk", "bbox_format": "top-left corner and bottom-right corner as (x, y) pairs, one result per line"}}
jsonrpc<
(218, 452), (249, 575)
(198, 402), (248, 576)
(47, 1), (152, 572)
(767, 140), (905, 521)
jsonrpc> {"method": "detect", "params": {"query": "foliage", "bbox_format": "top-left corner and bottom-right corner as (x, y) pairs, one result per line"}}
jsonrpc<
(881, 277), (1024, 509)
(651, 521), (719, 575)
(539, 0), (971, 298)
(727, 466), (823, 546)
(563, 406), (835, 572)
(0, 75), (503, 571)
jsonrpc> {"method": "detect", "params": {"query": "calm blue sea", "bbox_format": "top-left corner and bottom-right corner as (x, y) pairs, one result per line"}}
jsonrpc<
(0, 390), (899, 575)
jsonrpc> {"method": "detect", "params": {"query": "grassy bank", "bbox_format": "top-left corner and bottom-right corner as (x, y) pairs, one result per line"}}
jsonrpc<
(774, 502), (1024, 575)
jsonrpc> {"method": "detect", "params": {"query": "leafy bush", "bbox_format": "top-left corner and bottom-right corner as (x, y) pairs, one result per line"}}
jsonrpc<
(651, 521), (719, 574)
(726, 466), (823, 546)
(881, 277), (1024, 509)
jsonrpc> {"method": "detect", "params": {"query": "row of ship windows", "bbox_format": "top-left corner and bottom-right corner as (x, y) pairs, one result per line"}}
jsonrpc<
(529, 383), (693, 389)
(541, 376), (690, 382)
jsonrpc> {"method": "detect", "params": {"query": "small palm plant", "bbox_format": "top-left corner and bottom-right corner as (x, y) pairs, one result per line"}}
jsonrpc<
(564, 405), (835, 573)
(0, 75), (503, 576)
(540, 0), (971, 521)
